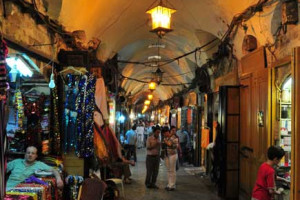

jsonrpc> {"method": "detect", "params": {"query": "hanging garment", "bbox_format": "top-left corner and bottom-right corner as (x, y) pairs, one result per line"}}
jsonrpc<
(94, 124), (119, 164)
(50, 86), (61, 155)
(0, 100), (8, 200)
(75, 74), (96, 157)
(0, 40), (8, 95)
(23, 94), (45, 151)
(93, 78), (109, 128)
(93, 125), (109, 163)
(63, 74), (79, 153)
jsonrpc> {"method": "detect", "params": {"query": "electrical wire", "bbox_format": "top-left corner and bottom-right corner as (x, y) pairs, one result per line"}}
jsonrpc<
(99, 0), (135, 37)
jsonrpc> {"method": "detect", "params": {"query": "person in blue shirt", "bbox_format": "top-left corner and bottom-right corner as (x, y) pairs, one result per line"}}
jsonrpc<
(6, 146), (64, 190)
(125, 124), (137, 162)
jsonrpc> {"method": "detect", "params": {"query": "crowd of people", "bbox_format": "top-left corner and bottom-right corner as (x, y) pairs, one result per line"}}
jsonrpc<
(122, 121), (191, 191)
(4, 123), (289, 199)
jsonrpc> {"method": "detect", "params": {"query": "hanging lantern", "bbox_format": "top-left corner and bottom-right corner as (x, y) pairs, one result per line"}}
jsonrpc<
(149, 81), (157, 91)
(146, 0), (176, 37)
(145, 100), (151, 105)
(142, 105), (148, 114)
(148, 93), (153, 100)
(154, 68), (163, 84)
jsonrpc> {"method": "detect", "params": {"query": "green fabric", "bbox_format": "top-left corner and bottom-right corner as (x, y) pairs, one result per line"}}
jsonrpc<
(6, 159), (52, 190)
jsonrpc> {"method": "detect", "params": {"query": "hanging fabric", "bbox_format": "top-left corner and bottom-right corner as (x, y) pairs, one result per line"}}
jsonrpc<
(62, 74), (79, 153)
(23, 94), (45, 151)
(0, 100), (7, 200)
(0, 39), (8, 96)
(75, 73), (96, 157)
(51, 86), (61, 155)
(201, 128), (210, 148)
(93, 78), (109, 127)
(0, 38), (8, 199)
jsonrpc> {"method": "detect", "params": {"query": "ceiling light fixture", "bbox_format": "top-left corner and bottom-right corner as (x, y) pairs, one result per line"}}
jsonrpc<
(148, 55), (162, 60)
(153, 67), (163, 84)
(149, 81), (157, 91)
(146, 0), (176, 37)
(48, 63), (56, 89)
(6, 54), (34, 77)
(148, 93), (153, 100)
(148, 43), (166, 48)
(145, 100), (151, 105)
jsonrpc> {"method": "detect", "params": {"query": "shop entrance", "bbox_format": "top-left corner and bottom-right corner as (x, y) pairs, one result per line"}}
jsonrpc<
(271, 57), (293, 200)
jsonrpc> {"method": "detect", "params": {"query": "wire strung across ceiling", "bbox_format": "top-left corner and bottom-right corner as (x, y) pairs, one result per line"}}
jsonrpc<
(117, 38), (219, 67)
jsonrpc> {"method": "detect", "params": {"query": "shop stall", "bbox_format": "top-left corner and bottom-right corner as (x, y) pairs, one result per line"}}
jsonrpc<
(271, 57), (293, 200)
(3, 47), (63, 199)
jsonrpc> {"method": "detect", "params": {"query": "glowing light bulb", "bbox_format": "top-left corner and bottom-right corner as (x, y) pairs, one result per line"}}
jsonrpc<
(48, 73), (55, 89)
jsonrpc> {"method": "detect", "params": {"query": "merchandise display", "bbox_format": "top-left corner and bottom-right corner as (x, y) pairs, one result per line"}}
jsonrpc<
(75, 73), (96, 157)
(278, 77), (292, 167)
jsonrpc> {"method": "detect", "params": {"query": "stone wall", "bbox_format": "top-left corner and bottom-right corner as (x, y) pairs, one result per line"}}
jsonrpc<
(0, 1), (54, 58)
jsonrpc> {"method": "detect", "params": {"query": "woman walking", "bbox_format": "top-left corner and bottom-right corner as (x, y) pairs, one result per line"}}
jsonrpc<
(162, 126), (179, 191)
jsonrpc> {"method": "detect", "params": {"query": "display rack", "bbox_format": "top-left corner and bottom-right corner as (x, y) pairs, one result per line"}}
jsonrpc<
(278, 90), (291, 167)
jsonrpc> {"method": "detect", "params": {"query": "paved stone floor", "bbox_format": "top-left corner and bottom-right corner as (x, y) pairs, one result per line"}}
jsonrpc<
(123, 148), (222, 200)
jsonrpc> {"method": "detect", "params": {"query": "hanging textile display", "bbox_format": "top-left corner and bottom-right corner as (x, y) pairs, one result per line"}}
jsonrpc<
(63, 74), (79, 153)
(0, 100), (7, 199)
(93, 125), (119, 164)
(23, 94), (45, 150)
(201, 128), (210, 148)
(0, 38), (8, 199)
(0, 39), (8, 96)
(75, 74), (96, 157)
(51, 86), (61, 155)
(15, 90), (24, 131)
(187, 108), (192, 125)
(93, 78), (109, 128)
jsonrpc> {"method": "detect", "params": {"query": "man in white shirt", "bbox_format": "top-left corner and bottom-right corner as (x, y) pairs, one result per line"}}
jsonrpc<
(136, 122), (145, 148)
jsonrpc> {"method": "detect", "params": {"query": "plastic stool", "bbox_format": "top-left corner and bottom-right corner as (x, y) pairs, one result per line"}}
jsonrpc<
(106, 178), (125, 198)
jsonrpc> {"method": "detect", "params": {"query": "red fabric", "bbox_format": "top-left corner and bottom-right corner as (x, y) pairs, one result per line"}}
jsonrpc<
(95, 125), (119, 163)
(187, 109), (192, 124)
(252, 162), (275, 200)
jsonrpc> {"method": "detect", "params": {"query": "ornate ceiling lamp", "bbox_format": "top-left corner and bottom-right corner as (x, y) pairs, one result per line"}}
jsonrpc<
(154, 67), (163, 84)
(146, 0), (176, 37)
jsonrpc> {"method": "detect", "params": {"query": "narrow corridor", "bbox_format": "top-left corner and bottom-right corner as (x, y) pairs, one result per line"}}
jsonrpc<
(123, 149), (221, 200)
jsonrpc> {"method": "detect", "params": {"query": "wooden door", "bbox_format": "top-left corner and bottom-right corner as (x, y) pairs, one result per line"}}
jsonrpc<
(218, 86), (240, 199)
(292, 47), (300, 200)
(240, 75), (253, 197)
(239, 47), (270, 199)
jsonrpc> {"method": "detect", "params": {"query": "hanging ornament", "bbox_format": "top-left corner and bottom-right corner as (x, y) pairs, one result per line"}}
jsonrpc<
(51, 85), (61, 155)
(15, 90), (24, 131)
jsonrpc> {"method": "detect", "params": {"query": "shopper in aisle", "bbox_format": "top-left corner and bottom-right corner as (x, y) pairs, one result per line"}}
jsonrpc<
(136, 121), (145, 148)
(162, 126), (179, 191)
(6, 146), (64, 190)
(176, 126), (190, 165)
(125, 124), (137, 162)
(145, 125), (161, 189)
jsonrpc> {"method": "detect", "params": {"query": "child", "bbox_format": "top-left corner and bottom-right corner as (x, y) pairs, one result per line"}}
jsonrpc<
(252, 146), (285, 200)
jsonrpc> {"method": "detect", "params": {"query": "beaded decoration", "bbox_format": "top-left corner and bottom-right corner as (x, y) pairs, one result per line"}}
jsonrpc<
(75, 74), (96, 157)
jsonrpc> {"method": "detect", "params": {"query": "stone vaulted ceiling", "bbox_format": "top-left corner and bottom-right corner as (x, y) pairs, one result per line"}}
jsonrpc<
(45, 0), (261, 102)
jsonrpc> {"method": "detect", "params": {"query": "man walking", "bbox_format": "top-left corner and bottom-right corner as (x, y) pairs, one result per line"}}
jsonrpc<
(125, 124), (137, 162)
(145, 125), (161, 189)
(176, 126), (189, 165)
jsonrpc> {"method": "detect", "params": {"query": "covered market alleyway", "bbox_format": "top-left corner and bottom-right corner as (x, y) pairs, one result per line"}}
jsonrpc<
(123, 149), (221, 200)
